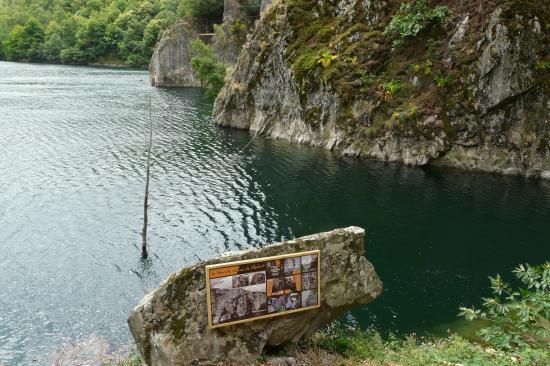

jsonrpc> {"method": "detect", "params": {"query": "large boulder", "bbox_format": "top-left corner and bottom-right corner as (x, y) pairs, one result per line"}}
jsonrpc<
(128, 227), (382, 366)
(149, 18), (201, 87)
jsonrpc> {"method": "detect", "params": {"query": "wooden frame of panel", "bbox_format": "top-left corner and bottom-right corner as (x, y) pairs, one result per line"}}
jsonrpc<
(206, 250), (321, 328)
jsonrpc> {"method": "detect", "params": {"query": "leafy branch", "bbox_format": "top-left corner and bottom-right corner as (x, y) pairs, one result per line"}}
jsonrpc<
(459, 262), (550, 350)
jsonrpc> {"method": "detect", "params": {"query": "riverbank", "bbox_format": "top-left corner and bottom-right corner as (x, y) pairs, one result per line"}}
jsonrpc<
(110, 263), (549, 366)
(0, 58), (147, 70)
(108, 329), (549, 366)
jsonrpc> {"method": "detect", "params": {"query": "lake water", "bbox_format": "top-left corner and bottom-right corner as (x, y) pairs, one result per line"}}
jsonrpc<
(1, 61), (549, 365)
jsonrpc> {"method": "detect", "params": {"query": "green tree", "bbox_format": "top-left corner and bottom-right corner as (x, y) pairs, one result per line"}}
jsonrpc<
(142, 18), (161, 52)
(189, 39), (226, 97)
(76, 16), (108, 60)
(118, 16), (148, 66)
(59, 16), (80, 49)
(0, 0), (181, 65)
(60, 46), (85, 63)
(3, 25), (26, 60)
(42, 32), (62, 61)
(21, 18), (45, 59)
(179, 0), (223, 31)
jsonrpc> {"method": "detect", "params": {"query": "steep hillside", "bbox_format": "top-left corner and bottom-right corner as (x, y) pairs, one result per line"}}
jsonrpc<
(213, 0), (550, 178)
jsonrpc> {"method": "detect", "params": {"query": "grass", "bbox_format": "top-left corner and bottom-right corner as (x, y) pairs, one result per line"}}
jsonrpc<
(101, 353), (142, 366)
(300, 326), (550, 366)
(110, 326), (549, 366)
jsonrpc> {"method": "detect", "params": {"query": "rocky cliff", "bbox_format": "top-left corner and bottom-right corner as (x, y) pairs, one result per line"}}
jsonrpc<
(149, 18), (202, 87)
(213, 0), (550, 178)
(150, 1), (264, 87)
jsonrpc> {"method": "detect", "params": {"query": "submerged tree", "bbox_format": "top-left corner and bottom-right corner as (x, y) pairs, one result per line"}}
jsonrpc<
(141, 95), (153, 259)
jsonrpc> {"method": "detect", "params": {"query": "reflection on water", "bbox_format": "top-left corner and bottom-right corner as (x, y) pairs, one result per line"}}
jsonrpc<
(1, 61), (549, 365)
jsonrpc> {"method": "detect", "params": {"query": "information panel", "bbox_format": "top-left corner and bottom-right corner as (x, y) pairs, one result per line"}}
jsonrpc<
(205, 250), (320, 328)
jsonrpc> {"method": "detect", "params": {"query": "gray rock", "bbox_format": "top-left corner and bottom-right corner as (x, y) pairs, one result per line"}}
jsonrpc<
(261, 0), (273, 13)
(449, 15), (469, 47)
(224, 0), (260, 20)
(149, 19), (201, 87)
(128, 227), (382, 366)
(435, 7), (549, 178)
(478, 9), (532, 114)
(266, 356), (296, 366)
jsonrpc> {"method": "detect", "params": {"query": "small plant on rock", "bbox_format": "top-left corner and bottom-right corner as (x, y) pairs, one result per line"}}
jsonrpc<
(345, 55), (358, 64)
(318, 50), (337, 68)
(382, 80), (402, 99)
(229, 19), (246, 35)
(424, 59), (433, 75)
(407, 63), (421, 75)
(384, 0), (450, 49)
(356, 70), (375, 86)
(391, 103), (419, 123)
(434, 73), (452, 87)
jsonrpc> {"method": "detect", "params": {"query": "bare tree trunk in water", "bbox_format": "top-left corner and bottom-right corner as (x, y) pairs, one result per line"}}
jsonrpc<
(141, 95), (153, 259)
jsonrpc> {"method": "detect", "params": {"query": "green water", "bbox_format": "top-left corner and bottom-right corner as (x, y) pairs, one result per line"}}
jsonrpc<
(1, 61), (549, 365)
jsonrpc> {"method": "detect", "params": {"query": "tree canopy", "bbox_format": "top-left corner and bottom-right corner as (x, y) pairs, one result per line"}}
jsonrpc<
(0, 0), (224, 66)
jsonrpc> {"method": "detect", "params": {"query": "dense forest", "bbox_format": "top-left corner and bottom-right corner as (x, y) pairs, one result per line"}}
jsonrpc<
(0, 0), (223, 67)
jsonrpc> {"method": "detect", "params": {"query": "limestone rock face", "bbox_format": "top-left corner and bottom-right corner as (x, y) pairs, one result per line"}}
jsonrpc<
(149, 19), (201, 87)
(149, 1), (263, 86)
(213, 0), (549, 178)
(128, 227), (382, 366)
(213, 0), (263, 65)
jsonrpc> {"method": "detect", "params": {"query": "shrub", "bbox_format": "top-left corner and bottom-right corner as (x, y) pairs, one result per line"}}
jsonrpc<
(292, 46), (318, 76)
(101, 352), (142, 366)
(305, 263), (549, 366)
(189, 39), (226, 98)
(230, 19), (246, 35)
(384, 0), (450, 49)
(318, 50), (337, 68)
(307, 324), (386, 360)
(459, 262), (550, 351)
(434, 73), (452, 87)
(59, 46), (85, 64)
(382, 80), (402, 98)
(356, 70), (375, 86)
